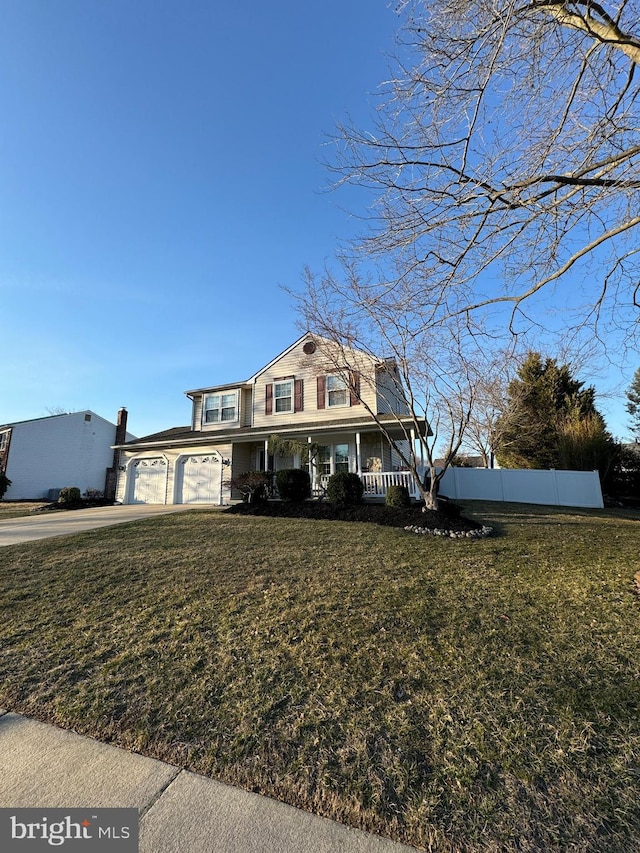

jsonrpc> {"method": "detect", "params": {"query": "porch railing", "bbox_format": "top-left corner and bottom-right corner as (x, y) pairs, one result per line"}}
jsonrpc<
(316, 471), (420, 499)
(360, 471), (420, 499)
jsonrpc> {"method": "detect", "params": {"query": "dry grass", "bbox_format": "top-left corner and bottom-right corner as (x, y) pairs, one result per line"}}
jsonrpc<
(0, 502), (49, 519)
(1, 502), (639, 852)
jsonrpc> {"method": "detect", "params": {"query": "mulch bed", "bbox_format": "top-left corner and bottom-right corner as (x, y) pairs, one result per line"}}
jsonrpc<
(224, 499), (481, 532)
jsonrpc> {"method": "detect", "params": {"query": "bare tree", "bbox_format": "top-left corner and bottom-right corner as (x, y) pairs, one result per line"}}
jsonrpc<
(330, 0), (640, 346)
(295, 265), (506, 510)
(461, 351), (518, 467)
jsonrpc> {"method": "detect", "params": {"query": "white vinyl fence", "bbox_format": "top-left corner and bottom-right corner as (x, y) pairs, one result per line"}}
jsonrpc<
(437, 467), (604, 509)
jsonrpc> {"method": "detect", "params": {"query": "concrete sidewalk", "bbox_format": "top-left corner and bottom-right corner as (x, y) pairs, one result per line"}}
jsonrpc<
(0, 711), (417, 852)
(0, 504), (205, 546)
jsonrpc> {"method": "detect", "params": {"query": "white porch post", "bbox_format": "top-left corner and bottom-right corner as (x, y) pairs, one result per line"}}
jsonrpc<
(264, 439), (269, 470)
(355, 432), (361, 474)
(308, 436), (314, 483)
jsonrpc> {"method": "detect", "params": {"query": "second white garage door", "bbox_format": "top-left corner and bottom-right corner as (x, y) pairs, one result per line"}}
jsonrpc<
(176, 454), (222, 504)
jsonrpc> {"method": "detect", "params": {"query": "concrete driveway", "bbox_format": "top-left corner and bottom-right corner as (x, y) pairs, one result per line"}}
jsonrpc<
(0, 504), (208, 547)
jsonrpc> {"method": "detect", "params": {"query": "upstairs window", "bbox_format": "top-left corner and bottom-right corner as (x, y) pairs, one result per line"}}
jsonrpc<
(326, 374), (349, 408)
(203, 392), (237, 424)
(274, 380), (293, 413)
(265, 378), (304, 414)
(317, 372), (360, 409)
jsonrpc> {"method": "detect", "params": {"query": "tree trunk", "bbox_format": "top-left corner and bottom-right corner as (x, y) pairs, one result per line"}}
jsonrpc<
(422, 492), (439, 511)
(420, 469), (440, 511)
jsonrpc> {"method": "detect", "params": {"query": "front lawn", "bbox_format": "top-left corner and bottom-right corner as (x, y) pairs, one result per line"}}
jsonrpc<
(0, 502), (49, 519)
(0, 502), (639, 851)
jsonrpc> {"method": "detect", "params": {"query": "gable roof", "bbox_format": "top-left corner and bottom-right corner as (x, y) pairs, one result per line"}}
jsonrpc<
(182, 333), (388, 399)
(183, 332), (320, 397)
(246, 332), (316, 382)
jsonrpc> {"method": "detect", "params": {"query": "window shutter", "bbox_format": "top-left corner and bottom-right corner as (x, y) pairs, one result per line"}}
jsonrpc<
(265, 383), (273, 415)
(317, 376), (326, 409)
(349, 371), (361, 405)
(294, 379), (304, 412)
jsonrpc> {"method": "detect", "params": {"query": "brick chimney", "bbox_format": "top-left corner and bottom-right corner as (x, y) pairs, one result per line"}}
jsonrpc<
(104, 407), (128, 502)
(114, 407), (128, 446)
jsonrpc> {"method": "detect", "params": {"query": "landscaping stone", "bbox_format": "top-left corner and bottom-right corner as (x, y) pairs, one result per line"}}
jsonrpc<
(403, 524), (493, 539)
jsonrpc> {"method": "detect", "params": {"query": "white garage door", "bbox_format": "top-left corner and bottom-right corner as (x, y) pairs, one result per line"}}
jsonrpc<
(130, 458), (168, 504)
(177, 455), (221, 504)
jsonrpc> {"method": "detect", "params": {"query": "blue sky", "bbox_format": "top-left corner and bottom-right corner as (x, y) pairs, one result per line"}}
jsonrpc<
(0, 1), (636, 440)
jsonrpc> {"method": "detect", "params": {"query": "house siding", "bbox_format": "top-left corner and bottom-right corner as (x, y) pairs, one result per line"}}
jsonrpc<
(192, 396), (203, 430)
(382, 441), (394, 472)
(241, 388), (253, 427)
(252, 340), (378, 430)
(229, 443), (254, 501)
(376, 362), (410, 415)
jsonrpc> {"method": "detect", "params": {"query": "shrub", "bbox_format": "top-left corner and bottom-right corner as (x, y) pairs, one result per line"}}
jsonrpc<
(57, 486), (82, 506)
(275, 468), (311, 503)
(222, 471), (270, 504)
(0, 472), (11, 500)
(385, 484), (411, 508)
(326, 471), (363, 506)
(84, 488), (104, 500)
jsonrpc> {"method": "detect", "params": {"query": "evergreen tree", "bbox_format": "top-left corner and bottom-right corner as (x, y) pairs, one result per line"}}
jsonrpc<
(626, 367), (640, 440)
(495, 353), (614, 476)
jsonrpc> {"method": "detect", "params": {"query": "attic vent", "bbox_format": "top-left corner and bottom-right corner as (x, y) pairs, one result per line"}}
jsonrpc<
(303, 340), (316, 354)
(84, 414), (92, 422)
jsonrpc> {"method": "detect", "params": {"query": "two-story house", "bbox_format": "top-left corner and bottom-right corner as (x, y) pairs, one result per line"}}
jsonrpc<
(114, 334), (426, 505)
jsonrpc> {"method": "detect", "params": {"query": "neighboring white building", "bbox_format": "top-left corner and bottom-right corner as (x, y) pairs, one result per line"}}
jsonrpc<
(0, 409), (135, 501)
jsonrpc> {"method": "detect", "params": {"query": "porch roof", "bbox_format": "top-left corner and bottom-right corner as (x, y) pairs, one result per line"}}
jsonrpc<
(114, 414), (428, 452)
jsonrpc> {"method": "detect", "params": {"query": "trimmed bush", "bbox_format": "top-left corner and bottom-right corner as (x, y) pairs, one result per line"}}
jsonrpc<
(57, 486), (82, 506)
(326, 471), (364, 506)
(275, 468), (311, 503)
(223, 471), (269, 504)
(385, 484), (411, 508)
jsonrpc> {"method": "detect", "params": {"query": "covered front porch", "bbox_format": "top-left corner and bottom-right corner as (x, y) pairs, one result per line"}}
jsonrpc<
(319, 469), (421, 500)
(232, 417), (424, 501)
